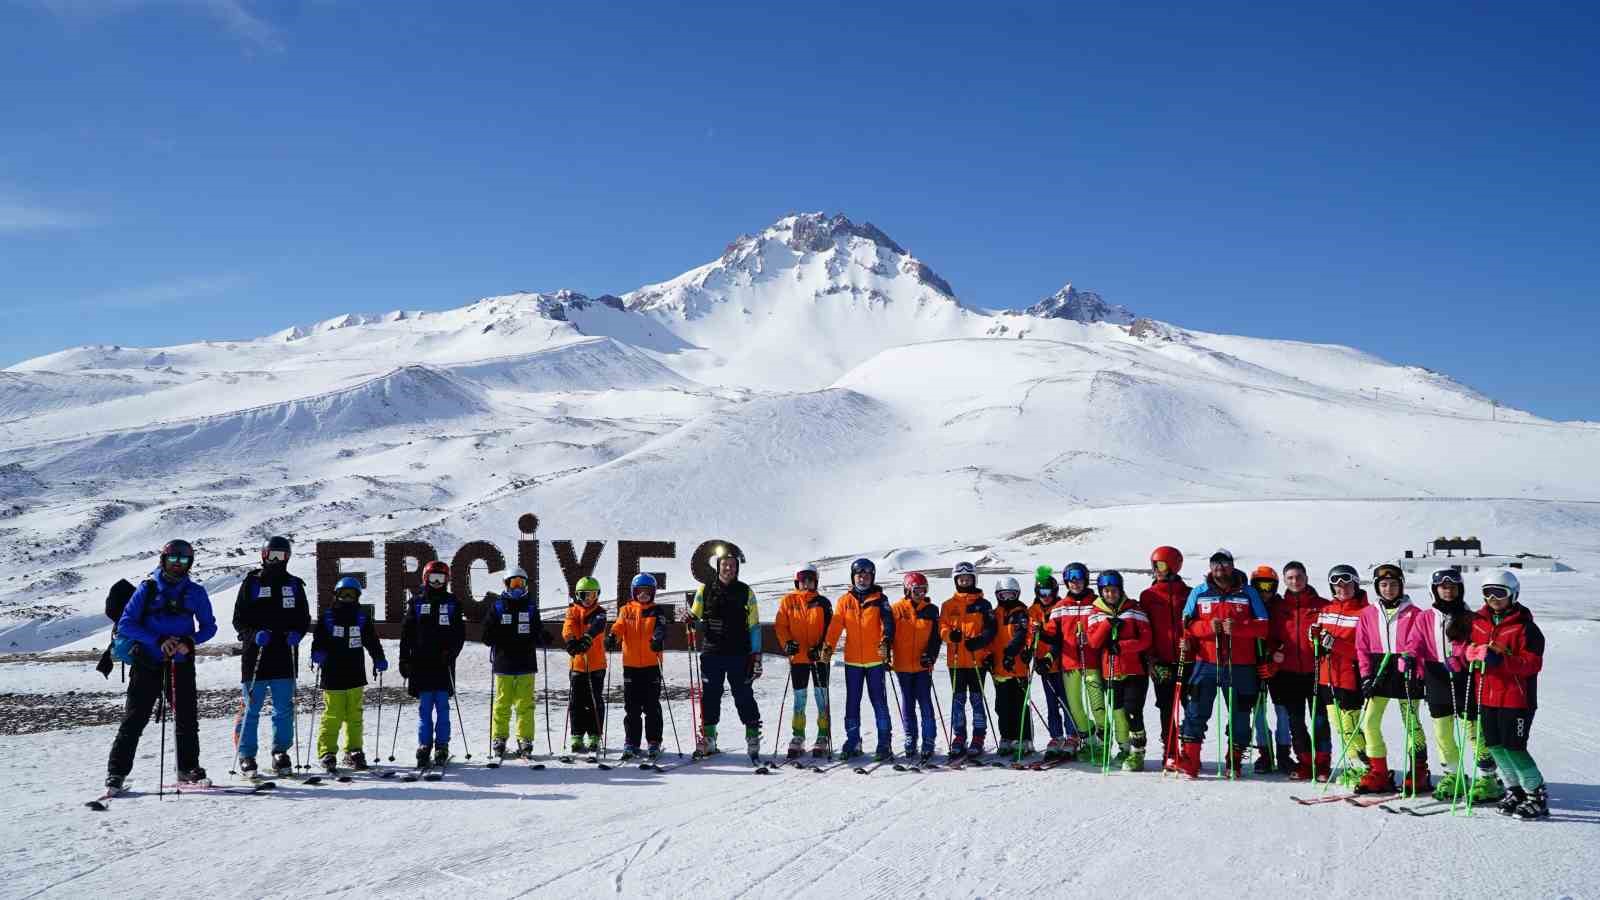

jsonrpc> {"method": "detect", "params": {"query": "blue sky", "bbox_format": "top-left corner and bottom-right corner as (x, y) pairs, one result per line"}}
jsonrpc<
(2, 2), (1596, 420)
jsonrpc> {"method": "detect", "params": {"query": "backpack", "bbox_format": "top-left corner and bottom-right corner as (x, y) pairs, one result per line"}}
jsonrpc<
(96, 579), (140, 679)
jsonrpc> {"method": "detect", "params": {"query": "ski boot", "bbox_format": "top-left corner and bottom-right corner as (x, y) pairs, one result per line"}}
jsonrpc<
(1175, 740), (1202, 779)
(1499, 785), (1527, 816)
(694, 727), (719, 758)
(1433, 768), (1468, 803)
(515, 740), (534, 760)
(1402, 755), (1432, 795)
(320, 752), (338, 775)
(1226, 747), (1247, 778)
(1513, 785), (1549, 820)
(839, 739), (863, 759)
(1356, 756), (1394, 794)
(745, 726), (762, 761)
(787, 736), (805, 760)
(1253, 745), (1274, 775)
(178, 767), (209, 785)
(433, 743), (450, 767)
(271, 751), (294, 777)
(1042, 738), (1062, 761)
(918, 749), (934, 768)
(947, 735), (967, 759)
(1311, 751), (1332, 783)
(1061, 734), (1082, 761)
(969, 731), (987, 759)
(997, 739), (1015, 759)
(104, 773), (125, 791)
(873, 745), (893, 764)
(1472, 771), (1506, 804)
(491, 738), (508, 762)
(811, 736), (831, 759)
(415, 744), (432, 770)
(344, 750), (370, 771)
(1122, 747), (1146, 773)
(646, 741), (662, 762)
(571, 737), (588, 756)
(1276, 744), (1295, 776)
(1021, 739), (1036, 758)
(239, 756), (259, 777)
(584, 735), (601, 755)
(621, 744), (640, 762)
(1338, 753), (1369, 789)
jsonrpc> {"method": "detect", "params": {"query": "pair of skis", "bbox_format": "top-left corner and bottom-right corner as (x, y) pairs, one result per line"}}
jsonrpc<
(85, 778), (277, 811)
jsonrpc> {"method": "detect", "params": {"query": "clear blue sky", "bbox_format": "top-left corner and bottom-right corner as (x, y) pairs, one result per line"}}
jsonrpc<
(2, 2), (1595, 420)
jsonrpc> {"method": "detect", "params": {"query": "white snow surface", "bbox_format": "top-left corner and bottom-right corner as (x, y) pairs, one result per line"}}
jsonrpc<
(1, 211), (1597, 896)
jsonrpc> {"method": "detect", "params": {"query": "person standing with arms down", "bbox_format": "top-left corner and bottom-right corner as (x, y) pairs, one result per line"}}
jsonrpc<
(1465, 570), (1549, 820)
(1173, 549), (1268, 779)
(824, 558), (895, 762)
(773, 564), (833, 759)
(480, 566), (545, 763)
(688, 546), (763, 760)
(609, 574), (669, 762)
(939, 561), (995, 760)
(400, 560), (465, 773)
(890, 572), (942, 767)
(232, 535), (311, 778)
(1141, 546), (1190, 769)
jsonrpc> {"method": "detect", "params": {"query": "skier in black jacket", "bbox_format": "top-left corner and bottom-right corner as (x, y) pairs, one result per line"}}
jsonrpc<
(480, 567), (546, 761)
(231, 536), (311, 777)
(399, 560), (465, 769)
(310, 575), (387, 772)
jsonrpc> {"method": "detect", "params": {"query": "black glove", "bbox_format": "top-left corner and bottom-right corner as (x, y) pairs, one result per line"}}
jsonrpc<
(979, 655), (994, 673)
(784, 639), (800, 656)
(1002, 654), (1016, 671)
(946, 628), (963, 643)
(747, 654), (763, 680)
(963, 636), (986, 653)
(1360, 675), (1378, 698)
(919, 652), (935, 669)
(807, 644), (821, 662)
(1020, 648), (1033, 666)
(577, 635), (593, 652)
(604, 633), (621, 652)
(1108, 637), (1121, 656)
(1034, 654), (1053, 674)
(565, 639), (582, 656)
(649, 638), (663, 653)
(399, 660), (412, 680)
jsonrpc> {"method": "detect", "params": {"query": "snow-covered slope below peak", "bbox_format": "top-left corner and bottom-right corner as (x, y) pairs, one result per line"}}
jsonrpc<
(442, 337), (696, 394)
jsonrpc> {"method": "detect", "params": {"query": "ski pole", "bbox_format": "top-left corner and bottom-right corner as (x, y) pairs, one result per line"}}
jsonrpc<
(771, 658), (792, 760)
(292, 646), (305, 771)
(1016, 628), (1041, 764)
(816, 655), (832, 755)
(1310, 640), (1323, 783)
(445, 663), (472, 759)
(158, 661), (170, 800)
(597, 646), (614, 762)
(372, 670), (384, 765)
(231, 646), (265, 776)
(1465, 660), (1485, 818)
(388, 678), (407, 762)
(660, 656), (683, 757)
(542, 638), (554, 757)
(974, 660), (996, 750)
(486, 666), (498, 760)
(931, 668), (950, 748)
(310, 664), (323, 769)
(887, 663), (903, 754)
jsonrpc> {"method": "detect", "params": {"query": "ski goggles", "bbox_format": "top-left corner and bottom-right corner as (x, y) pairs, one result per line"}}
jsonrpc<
(907, 585), (928, 597)
(335, 588), (361, 601)
(1035, 585), (1058, 597)
(425, 573), (448, 587)
(1482, 585), (1512, 600)
(264, 549), (289, 563)
(504, 576), (528, 592)
(163, 554), (192, 567)
(996, 590), (1021, 602)
(1254, 580), (1278, 594)
(1434, 571), (1464, 585)
(576, 590), (600, 603)
(1152, 560), (1170, 574)
(1328, 572), (1358, 587)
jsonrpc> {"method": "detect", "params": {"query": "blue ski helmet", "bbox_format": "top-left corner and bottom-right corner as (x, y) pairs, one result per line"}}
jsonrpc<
(850, 558), (876, 579)
(334, 575), (362, 595)
(1096, 570), (1124, 592)
(631, 573), (658, 592)
(1063, 562), (1090, 585)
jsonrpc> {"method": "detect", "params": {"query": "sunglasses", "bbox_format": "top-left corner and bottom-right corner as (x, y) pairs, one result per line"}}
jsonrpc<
(265, 550), (288, 563)
(1329, 573), (1358, 586)
(1482, 585), (1512, 600)
(505, 577), (528, 591)
(164, 555), (192, 566)
(335, 589), (361, 601)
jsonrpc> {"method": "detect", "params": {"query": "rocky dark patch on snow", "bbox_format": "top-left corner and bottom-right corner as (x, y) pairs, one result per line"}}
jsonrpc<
(1024, 283), (1135, 325)
(1004, 522), (1099, 546)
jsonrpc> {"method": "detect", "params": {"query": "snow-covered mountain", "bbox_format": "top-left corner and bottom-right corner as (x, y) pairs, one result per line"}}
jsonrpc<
(3, 211), (1598, 652)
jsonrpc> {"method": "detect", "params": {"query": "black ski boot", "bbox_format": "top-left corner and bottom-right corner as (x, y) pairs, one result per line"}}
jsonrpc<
(271, 751), (293, 777)
(320, 753), (338, 774)
(178, 767), (209, 785)
(491, 738), (508, 761)
(239, 756), (258, 777)
(433, 744), (450, 767)
(516, 740), (534, 760)
(1253, 746), (1274, 775)
(104, 773), (125, 791)
(1498, 786), (1527, 816)
(1514, 785), (1550, 820)
(415, 744), (432, 770)
(344, 750), (369, 770)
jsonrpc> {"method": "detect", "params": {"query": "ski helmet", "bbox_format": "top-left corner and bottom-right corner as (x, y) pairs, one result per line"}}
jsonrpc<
(794, 564), (819, 589)
(1150, 546), (1183, 576)
(631, 572), (658, 592)
(159, 539), (194, 579)
(1208, 548), (1234, 566)
(903, 571), (928, 594)
(334, 575), (363, 597)
(421, 560), (450, 589)
(575, 576), (601, 595)
(710, 544), (742, 576)
(994, 576), (1021, 600)
(1430, 566), (1463, 600)
(1251, 565), (1279, 594)
(503, 566), (530, 595)
(262, 535), (292, 566)
(952, 561), (977, 591)
(1481, 569), (1520, 603)
(1096, 570), (1124, 593)
(850, 558), (876, 581)
(1372, 564), (1405, 593)
(1036, 575), (1059, 598)
(1063, 562), (1090, 586)
(1327, 564), (1359, 589)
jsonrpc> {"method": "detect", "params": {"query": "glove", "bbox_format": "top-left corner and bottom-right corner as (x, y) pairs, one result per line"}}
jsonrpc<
(1034, 654), (1053, 674)
(822, 645), (834, 661)
(577, 635), (593, 652)
(807, 644), (821, 662)
(1257, 662), (1277, 680)
(979, 655), (994, 673)
(1177, 639), (1193, 665)
(963, 636), (986, 653)
(747, 654), (763, 680)
(1002, 654), (1016, 671)
(784, 640), (800, 656)
(374, 659), (389, 673)
(399, 660), (412, 679)
(1317, 631), (1335, 651)
(1360, 675), (1377, 698)
(311, 650), (327, 666)
(1107, 637), (1121, 656)
(287, 631), (303, 646)
(1151, 663), (1174, 683)
(946, 628), (963, 643)
(1484, 649), (1502, 668)
(920, 652), (935, 669)
(565, 639), (582, 656)
(604, 633), (621, 652)
(649, 638), (664, 653)
(254, 630), (272, 647)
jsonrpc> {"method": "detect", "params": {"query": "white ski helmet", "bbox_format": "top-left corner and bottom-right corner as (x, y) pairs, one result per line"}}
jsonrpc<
(1481, 569), (1520, 601)
(995, 575), (1021, 597)
(504, 566), (529, 585)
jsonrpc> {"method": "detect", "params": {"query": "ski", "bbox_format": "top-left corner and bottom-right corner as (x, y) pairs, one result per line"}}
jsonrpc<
(1378, 799), (1456, 816)
(751, 755), (771, 774)
(854, 759), (892, 775)
(1290, 793), (1358, 805)
(84, 785), (127, 811)
(422, 763), (446, 782)
(1345, 793), (1401, 807)
(162, 781), (276, 796)
(528, 761), (547, 771)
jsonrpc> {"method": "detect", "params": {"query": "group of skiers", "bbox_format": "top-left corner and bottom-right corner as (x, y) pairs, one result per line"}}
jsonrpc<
(99, 538), (1551, 821)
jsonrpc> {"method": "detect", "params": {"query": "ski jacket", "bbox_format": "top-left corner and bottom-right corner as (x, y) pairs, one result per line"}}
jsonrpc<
(610, 599), (667, 669)
(1355, 598), (1426, 697)
(232, 567), (312, 682)
(479, 590), (545, 676)
(1028, 598), (1065, 672)
(890, 596), (942, 673)
(1315, 591), (1369, 691)
(826, 586), (894, 667)
(1468, 603), (1544, 710)
(562, 601), (609, 672)
(989, 598), (1035, 680)
(311, 600), (385, 691)
(690, 579), (760, 657)
(1086, 597), (1153, 679)
(1139, 577), (1190, 666)
(399, 587), (465, 696)
(774, 589), (832, 663)
(939, 591), (996, 669)
(1405, 599), (1471, 682)
(117, 570), (217, 664)
(1182, 575), (1269, 666)
(1268, 587), (1326, 675)
(1042, 590), (1102, 672)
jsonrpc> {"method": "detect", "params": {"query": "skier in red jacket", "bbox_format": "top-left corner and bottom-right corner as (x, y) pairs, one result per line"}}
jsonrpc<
(1465, 570), (1548, 820)
(1141, 546), (1189, 769)
(1266, 561), (1329, 780)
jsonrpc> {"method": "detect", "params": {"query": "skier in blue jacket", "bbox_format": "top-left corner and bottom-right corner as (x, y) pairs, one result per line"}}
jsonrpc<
(104, 540), (218, 791)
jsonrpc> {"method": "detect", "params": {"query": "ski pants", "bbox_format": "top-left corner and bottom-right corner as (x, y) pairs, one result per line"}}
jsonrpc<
(317, 686), (365, 756)
(843, 663), (891, 750)
(1152, 670), (1181, 758)
(1482, 708), (1542, 790)
(416, 689), (452, 747)
(698, 653), (760, 731)
(1039, 669), (1069, 740)
(993, 676), (1033, 744)
(1064, 668), (1106, 739)
(896, 670), (936, 754)
(1252, 695), (1291, 749)
(1180, 663), (1257, 749)
(236, 676), (295, 758)
(108, 659), (199, 778)
(491, 674), (536, 742)
(1360, 696), (1426, 758)
(622, 666), (662, 747)
(1269, 671), (1331, 755)
(788, 662), (831, 738)
(947, 667), (988, 741)
(1319, 684), (1366, 764)
(568, 670), (606, 739)
(1108, 675), (1149, 750)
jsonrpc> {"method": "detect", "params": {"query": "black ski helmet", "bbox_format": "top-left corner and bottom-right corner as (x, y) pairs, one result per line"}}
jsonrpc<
(262, 535), (292, 565)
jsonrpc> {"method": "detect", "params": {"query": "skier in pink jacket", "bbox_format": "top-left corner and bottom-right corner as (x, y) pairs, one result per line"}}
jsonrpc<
(1353, 564), (1429, 794)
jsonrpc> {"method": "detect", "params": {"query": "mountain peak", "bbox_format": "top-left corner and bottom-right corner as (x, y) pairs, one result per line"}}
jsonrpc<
(1024, 283), (1135, 325)
(712, 212), (955, 299)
